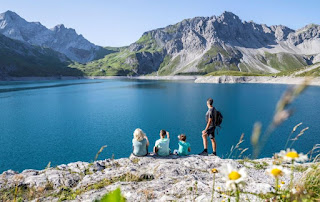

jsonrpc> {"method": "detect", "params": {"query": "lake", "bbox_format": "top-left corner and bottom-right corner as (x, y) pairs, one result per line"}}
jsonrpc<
(0, 79), (319, 172)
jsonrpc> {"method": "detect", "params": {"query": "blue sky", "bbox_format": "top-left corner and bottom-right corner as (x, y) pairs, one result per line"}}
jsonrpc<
(0, 0), (319, 47)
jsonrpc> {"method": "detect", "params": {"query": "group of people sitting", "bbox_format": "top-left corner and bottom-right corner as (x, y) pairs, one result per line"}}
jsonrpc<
(132, 98), (219, 157)
(132, 128), (191, 157)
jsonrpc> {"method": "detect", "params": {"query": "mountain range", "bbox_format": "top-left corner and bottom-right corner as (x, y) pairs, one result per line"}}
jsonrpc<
(0, 11), (112, 63)
(1, 10), (320, 77)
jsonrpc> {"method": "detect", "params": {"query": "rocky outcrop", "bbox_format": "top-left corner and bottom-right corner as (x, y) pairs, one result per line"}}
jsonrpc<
(0, 155), (313, 201)
(0, 11), (106, 63)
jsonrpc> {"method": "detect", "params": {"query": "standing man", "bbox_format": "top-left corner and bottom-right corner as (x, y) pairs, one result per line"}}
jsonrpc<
(199, 98), (216, 156)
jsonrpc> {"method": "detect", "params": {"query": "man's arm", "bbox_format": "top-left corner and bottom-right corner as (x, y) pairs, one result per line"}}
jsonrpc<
(203, 118), (212, 132)
(166, 131), (170, 139)
(145, 136), (149, 147)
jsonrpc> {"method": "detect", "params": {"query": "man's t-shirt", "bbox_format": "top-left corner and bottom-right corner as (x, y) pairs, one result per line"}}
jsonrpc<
(178, 141), (190, 156)
(206, 107), (215, 129)
(132, 138), (147, 156)
(155, 138), (170, 156)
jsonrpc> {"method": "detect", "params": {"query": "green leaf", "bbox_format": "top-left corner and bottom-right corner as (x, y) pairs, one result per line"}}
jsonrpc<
(99, 188), (126, 202)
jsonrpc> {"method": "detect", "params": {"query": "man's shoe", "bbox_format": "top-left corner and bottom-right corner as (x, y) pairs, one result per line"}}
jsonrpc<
(199, 150), (208, 156)
(212, 152), (217, 156)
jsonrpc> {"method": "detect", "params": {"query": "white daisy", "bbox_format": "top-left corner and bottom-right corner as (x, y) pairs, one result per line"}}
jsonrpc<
(266, 165), (291, 178)
(221, 164), (247, 190)
(278, 149), (308, 163)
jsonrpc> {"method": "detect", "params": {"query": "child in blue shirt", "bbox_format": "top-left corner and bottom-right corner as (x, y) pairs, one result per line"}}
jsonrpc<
(177, 134), (191, 156)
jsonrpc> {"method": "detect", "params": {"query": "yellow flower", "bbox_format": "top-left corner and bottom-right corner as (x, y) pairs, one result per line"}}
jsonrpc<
(217, 187), (221, 190)
(278, 149), (308, 162)
(286, 151), (299, 158)
(211, 168), (218, 173)
(281, 181), (285, 184)
(221, 164), (247, 190)
(266, 166), (290, 178)
(228, 171), (241, 180)
(271, 168), (282, 177)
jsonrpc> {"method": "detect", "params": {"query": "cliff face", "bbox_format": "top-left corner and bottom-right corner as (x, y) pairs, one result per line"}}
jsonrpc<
(0, 11), (107, 63)
(84, 12), (320, 76)
(0, 155), (313, 201)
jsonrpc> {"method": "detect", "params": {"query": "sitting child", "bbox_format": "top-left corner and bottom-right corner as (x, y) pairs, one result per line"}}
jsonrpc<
(132, 128), (149, 156)
(153, 130), (170, 156)
(177, 134), (191, 156)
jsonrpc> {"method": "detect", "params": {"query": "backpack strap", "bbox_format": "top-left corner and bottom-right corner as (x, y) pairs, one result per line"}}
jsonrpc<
(213, 107), (217, 127)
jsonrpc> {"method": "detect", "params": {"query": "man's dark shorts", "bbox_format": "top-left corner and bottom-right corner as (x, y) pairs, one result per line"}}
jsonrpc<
(206, 127), (215, 139)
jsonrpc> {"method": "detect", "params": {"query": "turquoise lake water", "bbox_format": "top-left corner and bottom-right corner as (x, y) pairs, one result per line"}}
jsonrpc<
(0, 79), (319, 172)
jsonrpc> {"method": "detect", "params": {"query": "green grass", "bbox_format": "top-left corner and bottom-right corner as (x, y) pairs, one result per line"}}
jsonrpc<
(237, 159), (269, 169)
(136, 33), (153, 44)
(70, 50), (138, 76)
(262, 52), (307, 71)
(96, 188), (126, 202)
(158, 55), (181, 75)
(70, 32), (163, 76)
(303, 164), (320, 199)
(196, 45), (242, 73)
(297, 65), (320, 77)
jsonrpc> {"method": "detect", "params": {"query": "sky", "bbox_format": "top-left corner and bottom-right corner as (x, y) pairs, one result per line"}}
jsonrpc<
(0, 0), (319, 47)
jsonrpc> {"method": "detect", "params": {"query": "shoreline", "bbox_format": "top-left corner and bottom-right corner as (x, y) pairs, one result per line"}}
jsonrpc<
(0, 155), (315, 201)
(194, 75), (320, 86)
(1, 75), (320, 86)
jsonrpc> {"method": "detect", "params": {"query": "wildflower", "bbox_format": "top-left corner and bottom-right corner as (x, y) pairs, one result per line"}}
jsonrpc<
(211, 168), (218, 173)
(221, 164), (247, 190)
(291, 188), (297, 194)
(266, 166), (291, 178)
(278, 149), (308, 163)
(217, 187), (221, 190)
(211, 168), (218, 201)
(281, 181), (285, 184)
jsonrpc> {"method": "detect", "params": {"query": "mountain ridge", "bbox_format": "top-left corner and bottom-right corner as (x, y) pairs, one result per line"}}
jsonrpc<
(0, 10), (110, 63)
(1, 10), (320, 77)
(75, 11), (320, 76)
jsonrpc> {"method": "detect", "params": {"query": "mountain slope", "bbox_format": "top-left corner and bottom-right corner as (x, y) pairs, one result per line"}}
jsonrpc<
(0, 11), (109, 63)
(75, 12), (320, 76)
(0, 34), (83, 78)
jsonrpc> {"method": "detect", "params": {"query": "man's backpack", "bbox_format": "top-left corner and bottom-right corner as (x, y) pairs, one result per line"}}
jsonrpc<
(214, 108), (223, 128)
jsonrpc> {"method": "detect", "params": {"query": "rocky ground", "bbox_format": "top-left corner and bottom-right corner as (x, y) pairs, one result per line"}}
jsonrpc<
(0, 155), (314, 202)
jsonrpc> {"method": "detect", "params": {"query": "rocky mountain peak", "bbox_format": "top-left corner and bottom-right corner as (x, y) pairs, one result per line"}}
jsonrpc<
(0, 11), (106, 63)
(218, 11), (241, 23)
(296, 23), (320, 34)
(51, 24), (76, 34)
(0, 10), (21, 21)
(53, 24), (66, 30)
